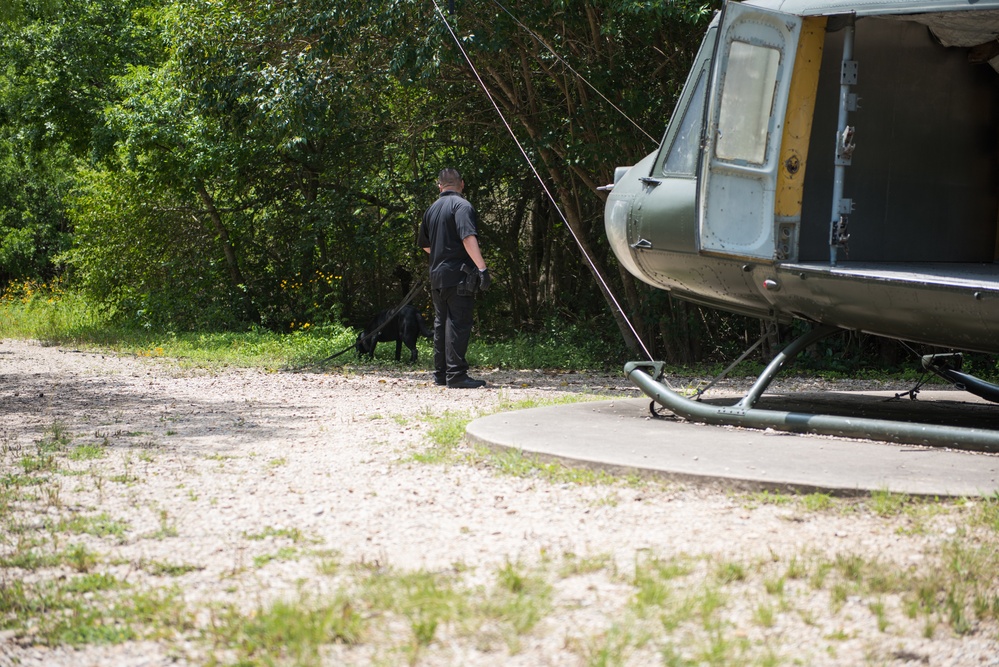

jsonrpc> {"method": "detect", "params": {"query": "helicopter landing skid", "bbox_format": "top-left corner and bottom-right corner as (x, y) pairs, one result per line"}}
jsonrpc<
(921, 353), (999, 404)
(627, 326), (999, 452)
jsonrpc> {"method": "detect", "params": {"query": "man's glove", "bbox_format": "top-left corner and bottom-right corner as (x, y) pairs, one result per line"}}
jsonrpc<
(478, 268), (491, 292)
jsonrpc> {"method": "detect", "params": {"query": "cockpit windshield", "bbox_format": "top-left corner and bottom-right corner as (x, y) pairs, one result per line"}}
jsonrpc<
(661, 70), (708, 176)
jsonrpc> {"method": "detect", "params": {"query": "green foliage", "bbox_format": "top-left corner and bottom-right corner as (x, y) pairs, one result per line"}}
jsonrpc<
(0, 143), (74, 284)
(211, 594), (364, 664)
(1, 0), (736, 359)
(473, 317), (629, 370)
(0, 0), (162, 286)
(61, 0), (428, 330)
(7, 0), (946, 374)
(0, 278), (102, 340)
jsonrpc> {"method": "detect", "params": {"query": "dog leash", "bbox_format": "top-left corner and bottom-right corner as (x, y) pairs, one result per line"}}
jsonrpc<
(319, 278), (426, 364)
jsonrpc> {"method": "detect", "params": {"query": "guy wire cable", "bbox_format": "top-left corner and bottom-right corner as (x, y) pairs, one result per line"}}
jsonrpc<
(487, 0), (658, 145)
(430, 0), (654, 363)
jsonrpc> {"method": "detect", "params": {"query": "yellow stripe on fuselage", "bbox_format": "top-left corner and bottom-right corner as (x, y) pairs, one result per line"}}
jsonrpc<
(775, 16), (827, 220)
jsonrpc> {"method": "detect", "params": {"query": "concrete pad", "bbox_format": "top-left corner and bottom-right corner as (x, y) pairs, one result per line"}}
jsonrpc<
(465, 392), (999, 497)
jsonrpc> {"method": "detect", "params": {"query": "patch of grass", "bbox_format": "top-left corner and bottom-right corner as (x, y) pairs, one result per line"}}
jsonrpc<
(801, 492), (834, 512)
(697, 622), (750, 666)
(743, 489), (836, 514)
(632, 553), (697, 620)
(19, 451), (58, 475)
(495, 393), (610, 412)
(484, 559), (554, 642)
(207, 592), (364, 665)
(253, 546), (302, 568)
(69, 443), (106, 461)
(0, 543), (62, 570)
(411, 394), (613, 470)
(714, 561), (746, 584)
(868, 488), (911, 517)
(694, 587), (727, 628)
(559, 551), (615, 578)
(869, 599), (889, 632)
(971, 492), (999, 532)
(487, 448), (618, 486)
(37, 421), (73, 454)
(242, 525), (313, 544)
(825, 627), (850, 641)
(763, 575), (785, 596)
(577, 623), (635, 667)
(0, 285), (633, 371)
(145, 509), (178, 539)
(314, 550), (342, 576)
(784, 555), (808, 580)
(834, 553), (866, 583)
(141, 560), (205, 577)
(59, 512), (130, 541)
(753, 602), (776, 628)
(410, 409), (470, 464)
(64, 542), (100, 572)
(108, 472), (140, 484)
(809, 560), (833, 590)
(0, 573), (191, 648)
(402, 572), (463, 649)
(62, 572), (126, 594)
(743, 489), (794, 508)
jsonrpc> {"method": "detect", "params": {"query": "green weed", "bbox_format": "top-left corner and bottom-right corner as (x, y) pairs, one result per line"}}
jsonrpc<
(69, 443), (105, 461)
(753, 602), (776, 628)
(207, 593), (364, 666)
(411, 410), (470, 464)
(242, 525), (313, 544)
(59, 512), (130, 541)
(868, 489), (911, 517)
(142, 560), (204, 577)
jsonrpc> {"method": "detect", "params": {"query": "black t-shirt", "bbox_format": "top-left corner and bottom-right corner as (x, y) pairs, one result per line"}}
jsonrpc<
(417, 190), (479, 289)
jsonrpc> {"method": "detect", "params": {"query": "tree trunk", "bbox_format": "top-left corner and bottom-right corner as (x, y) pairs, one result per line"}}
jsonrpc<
(194, 178), (260, 323)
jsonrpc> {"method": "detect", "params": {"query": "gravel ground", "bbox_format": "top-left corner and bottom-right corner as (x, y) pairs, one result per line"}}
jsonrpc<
(1, 338), (997, 666)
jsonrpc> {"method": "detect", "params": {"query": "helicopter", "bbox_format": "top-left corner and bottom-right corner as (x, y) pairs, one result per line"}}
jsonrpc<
(604, 0), (999, 448)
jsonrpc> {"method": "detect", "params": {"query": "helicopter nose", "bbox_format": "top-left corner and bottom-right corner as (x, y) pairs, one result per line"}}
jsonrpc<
(604, 175), (648, 284)
(604, 151), (700, 281)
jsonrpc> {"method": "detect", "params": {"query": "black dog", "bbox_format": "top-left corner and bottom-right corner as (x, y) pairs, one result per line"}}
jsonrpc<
(355, 305), (432, 362)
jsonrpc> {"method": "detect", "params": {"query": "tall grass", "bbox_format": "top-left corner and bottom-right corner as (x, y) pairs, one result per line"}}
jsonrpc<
(0, 282), (617, 370)
(0, 281), (384, 368)
(0, 280), (103, 341)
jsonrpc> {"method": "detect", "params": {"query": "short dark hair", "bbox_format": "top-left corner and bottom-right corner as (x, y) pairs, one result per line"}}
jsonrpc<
(437, 168), (462, 188)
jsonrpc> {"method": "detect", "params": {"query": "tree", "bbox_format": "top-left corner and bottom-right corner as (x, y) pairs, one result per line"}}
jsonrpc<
(0, 0), (161, 285)
(405, 0), (717, 354)
(27, 0), (735, 363)
(67, 0), (431, 328)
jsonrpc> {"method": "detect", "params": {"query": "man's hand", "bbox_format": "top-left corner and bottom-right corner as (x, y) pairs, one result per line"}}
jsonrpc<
(478, 268), (491, 292)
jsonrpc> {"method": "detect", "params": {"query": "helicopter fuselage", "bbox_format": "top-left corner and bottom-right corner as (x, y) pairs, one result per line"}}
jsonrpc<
(605, 0), (999, 354)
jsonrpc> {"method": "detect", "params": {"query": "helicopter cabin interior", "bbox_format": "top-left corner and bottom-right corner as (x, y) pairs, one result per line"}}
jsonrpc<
(790, 9), (999, 284)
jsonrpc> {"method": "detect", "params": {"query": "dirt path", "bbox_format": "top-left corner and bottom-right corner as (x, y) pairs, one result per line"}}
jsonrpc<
(0, 338), (996, 666)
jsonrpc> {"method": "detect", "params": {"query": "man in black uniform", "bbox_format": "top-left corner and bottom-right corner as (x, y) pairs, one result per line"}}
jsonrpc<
(417, 168), (491, 388)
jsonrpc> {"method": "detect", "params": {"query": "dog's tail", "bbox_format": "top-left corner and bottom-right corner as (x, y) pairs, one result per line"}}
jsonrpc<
(417, 312), (432, 338)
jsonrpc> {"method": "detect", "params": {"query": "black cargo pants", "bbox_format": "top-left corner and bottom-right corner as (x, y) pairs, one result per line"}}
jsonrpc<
(431, 285), (475, 383)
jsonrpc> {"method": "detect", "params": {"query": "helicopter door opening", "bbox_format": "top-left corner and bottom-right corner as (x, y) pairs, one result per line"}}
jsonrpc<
(796, 14), (999, 266)
(699, 2), (802, 260)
